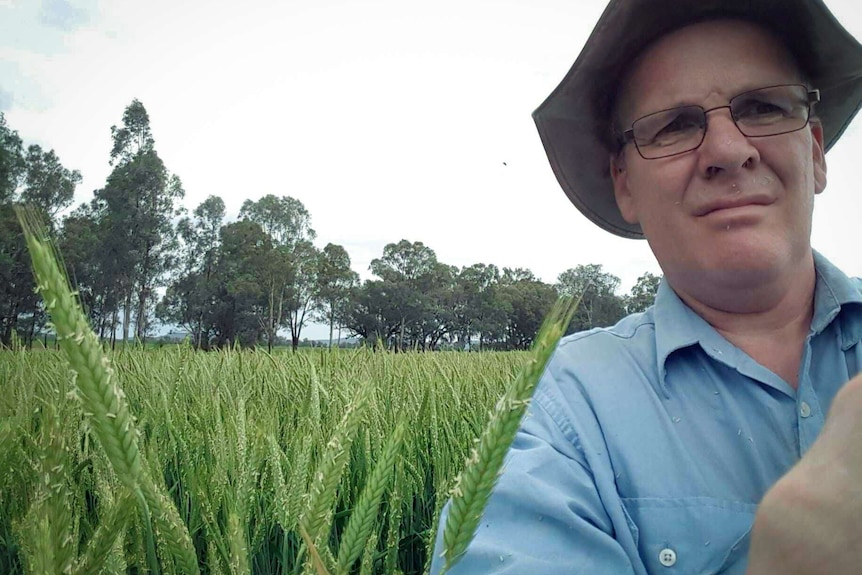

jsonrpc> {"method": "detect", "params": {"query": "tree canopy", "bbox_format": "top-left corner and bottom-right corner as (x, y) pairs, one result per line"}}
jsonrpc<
(0, 106), (662, 350)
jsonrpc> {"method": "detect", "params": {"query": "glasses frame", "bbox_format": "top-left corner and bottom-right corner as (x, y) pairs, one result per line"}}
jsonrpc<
(619, 84), (821, 160)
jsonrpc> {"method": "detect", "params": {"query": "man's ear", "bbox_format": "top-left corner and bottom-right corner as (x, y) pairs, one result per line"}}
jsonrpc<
(610, 153), (640, 224)
(810, 121), (827, 195)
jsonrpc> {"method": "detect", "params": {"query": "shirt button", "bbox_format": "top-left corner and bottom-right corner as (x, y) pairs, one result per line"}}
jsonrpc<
(659, 548), (677, 567)
(800, 402), (811, 418)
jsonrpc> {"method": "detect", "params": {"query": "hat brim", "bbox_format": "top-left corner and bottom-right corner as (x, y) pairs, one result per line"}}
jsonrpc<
(533, 0), (862, 239)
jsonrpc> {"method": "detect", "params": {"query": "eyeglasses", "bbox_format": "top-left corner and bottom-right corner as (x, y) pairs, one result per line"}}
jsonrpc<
(619, 84), (820, 160)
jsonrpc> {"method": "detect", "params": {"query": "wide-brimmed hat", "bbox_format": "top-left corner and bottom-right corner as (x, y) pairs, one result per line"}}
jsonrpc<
(533, 0), (862, 239)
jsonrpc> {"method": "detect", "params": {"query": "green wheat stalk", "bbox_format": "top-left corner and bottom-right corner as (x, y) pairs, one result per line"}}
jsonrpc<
(16, 401), (76, 575)
(439, 295), (581, 574)
(16, 207), (200, 575)
(335, 417), (407, 574)
(17, 208), (142, 492)
(298, 380), (372, 570)
(73, 489), (136, 575)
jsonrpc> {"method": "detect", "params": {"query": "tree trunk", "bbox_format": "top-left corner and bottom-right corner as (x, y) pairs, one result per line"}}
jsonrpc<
(27, 315), (35, 348)
(111, 307), (119, 350)
(196, 310), (205, 350)
(328, 313), (334, 350)
(135, 286), (149, 342)
(122, 290), (132, 345)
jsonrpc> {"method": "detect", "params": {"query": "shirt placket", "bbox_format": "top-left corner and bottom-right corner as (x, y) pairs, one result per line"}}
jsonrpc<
(796, 336), (826, 457)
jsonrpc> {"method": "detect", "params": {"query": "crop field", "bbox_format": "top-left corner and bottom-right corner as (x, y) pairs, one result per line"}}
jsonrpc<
(2, 213), (576, 575)
(0, 345), (529, 575)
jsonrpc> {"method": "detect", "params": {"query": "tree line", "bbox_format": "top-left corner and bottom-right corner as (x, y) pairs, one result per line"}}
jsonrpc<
(0, 101), (662, 351)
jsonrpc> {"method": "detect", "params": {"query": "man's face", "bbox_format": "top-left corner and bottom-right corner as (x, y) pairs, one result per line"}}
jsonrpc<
(610, 20), (827, 294)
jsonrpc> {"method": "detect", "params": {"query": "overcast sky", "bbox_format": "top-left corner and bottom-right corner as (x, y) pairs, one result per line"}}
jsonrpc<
(3, 0), (862, 338)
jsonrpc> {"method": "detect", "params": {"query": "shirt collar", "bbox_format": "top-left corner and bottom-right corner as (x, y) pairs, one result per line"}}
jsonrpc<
(653, 278), (733, 398)
(653, 251), (862, 395)
(811, 250), (862, 349)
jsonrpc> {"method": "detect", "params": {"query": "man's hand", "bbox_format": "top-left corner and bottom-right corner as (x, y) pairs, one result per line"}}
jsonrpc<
(747, 373), (862, 574)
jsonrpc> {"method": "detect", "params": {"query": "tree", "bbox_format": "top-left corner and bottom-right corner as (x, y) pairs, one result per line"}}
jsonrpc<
(625, 271), (662, 314)
(109, 99), (154, 166)
(98, 100), (184, 343)
(369, 240), (439, 350)
(497, 274), (557, 350)
(342, 280), (401, 347)
(157, 195), (226, 348)
(238, 195), (315, 249)
(284, 240), (320, 350)
(239, 195), (317, 351)
(0, 204), (38, 346)
(556, 264), (626, 332)
(413, 263), (458, 350)
(314, 243), (358, 348)
(59, 202), (114, 336)
(20, 145), (80, 218)
(453, 263), (507, 350)
(0, 113), (24, 203)
(0, 121), (80, 346)
(209, 220), (271, 348)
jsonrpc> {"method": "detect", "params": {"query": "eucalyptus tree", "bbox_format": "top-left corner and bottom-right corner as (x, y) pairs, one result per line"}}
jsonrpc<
(239, 194), (317, 350)
(412, 262), (458, 350)
(369, 240), (439, 350)
(556, 263), (626, 332)
(157, 195), (226, 348)
(314, 243), (359, 349)
(0, 116), (28, 345)
(238, 194), (315, 248)
(453, 263), (506, 350)
(209, 220), (271, 348)
(20, 144), (80, 218)
(96, 99), (185, 343)
(342, 280), (401, 347)
(625, 271), (662, 314)
(0, 122), (80, 346)
(60, 202), (116, 337)
(497, 268), (557, 350)
(0, 113), (24, 203)
(284, 240), (321, 350)
(0, 205), (36, 346)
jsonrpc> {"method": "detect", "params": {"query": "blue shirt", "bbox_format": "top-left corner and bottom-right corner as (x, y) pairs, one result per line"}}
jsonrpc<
(430, 252), (862, 575)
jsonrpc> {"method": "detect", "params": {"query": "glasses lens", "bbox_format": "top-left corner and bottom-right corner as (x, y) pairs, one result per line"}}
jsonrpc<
(731, 85), (810, 137)
(631, 106), (705, 159)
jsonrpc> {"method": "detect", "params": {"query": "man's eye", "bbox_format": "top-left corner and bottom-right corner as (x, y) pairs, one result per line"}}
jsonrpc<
(658, 115), (698, 135)
(633, 108), (702, 145)
(736, 99), (788, 119)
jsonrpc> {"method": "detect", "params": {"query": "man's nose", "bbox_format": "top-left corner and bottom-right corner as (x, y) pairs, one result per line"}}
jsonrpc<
(696, 107), (759, 178)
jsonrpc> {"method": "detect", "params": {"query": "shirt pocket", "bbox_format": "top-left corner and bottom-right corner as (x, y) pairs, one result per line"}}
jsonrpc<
(621, 497), (756, 575)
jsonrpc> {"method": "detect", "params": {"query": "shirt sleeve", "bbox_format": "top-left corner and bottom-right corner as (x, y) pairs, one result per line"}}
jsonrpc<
(427, 390), (639, 575)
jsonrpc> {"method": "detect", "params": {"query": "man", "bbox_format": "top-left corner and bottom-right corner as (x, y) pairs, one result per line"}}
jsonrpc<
(429, 0), (862, 573)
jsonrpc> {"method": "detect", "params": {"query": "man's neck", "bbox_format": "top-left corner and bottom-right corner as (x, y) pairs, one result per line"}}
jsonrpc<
(671, 254), (817, 389)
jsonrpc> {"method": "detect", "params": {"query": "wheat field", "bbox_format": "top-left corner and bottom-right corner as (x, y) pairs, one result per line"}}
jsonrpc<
(1, 211), (576, 575)
(1, 342), (534, 575)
